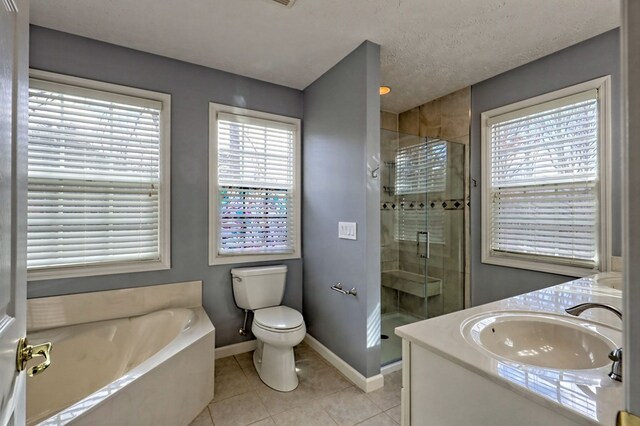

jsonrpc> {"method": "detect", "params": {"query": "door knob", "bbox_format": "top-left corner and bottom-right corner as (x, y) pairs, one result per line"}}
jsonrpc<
(16, 337), (52, 377)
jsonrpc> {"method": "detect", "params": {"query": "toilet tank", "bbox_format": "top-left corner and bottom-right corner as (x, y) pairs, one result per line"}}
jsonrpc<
(231, 265), (287, 310)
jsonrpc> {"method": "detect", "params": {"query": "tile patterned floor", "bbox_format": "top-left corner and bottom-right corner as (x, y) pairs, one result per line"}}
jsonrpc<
(191, 342), (402, 426)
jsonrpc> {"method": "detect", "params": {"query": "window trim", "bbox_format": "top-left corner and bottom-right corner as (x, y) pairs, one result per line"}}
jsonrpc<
(480, 76), (612, 277)
(27, 69), (172, 281)
(208, 102), (301, 265)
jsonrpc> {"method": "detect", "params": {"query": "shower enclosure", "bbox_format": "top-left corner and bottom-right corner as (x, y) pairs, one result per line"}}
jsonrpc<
(380, 129), (467, 365)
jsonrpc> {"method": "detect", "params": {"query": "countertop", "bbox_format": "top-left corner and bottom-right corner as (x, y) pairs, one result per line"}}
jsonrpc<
(395, 272), (624, 426)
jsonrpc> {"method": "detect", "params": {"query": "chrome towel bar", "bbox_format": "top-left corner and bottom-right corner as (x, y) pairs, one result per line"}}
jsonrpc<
(331, 282), (357, 296)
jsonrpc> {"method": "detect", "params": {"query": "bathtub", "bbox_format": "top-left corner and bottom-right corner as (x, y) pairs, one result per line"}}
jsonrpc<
(26, 282), (215, 426)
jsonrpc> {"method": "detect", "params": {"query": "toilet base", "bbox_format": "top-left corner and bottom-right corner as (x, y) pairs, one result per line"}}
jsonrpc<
(253, 340), (299, 392)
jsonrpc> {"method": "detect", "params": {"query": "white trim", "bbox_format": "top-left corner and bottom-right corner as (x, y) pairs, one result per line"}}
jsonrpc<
(208, 102), (301, 266)
(215, 340), (257, 360)
(304, 334), (384, 393)
(29, 69), (172, 106)
(480, 76), (612, 277)
(26, 69), (172, 281)
(28, 259), (171, 281)
(401, 339), (411, 426)
(380, 360), (403, 375)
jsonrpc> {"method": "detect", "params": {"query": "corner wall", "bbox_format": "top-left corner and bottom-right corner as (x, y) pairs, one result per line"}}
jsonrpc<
(470, 29), (621, 305)
(27, 26), (304, 348)
(303, 41), (381, 377)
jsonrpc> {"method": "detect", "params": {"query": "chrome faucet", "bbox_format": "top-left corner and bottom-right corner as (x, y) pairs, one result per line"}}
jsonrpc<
(565, 303), (622, 320)
(565, 303), (623, 382)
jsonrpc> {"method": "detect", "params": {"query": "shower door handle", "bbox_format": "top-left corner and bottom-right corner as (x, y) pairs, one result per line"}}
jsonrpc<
(417, 231), (429, 259)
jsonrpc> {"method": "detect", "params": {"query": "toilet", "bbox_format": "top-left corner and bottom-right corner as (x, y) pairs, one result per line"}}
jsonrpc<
(231, 265), (306, 392)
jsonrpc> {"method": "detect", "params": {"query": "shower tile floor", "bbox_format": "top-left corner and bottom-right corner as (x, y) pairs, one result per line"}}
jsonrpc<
(191, 341), (402, 426)
(381, 312), (423, 366)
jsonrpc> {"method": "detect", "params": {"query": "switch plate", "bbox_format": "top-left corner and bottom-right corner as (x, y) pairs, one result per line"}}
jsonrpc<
(338, 222), (357, 240)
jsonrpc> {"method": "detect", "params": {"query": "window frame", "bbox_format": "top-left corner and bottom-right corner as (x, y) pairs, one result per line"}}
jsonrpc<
(208, 102), (301, 265)
(480, 76), (612, 277)
(27, 69), (171, 281)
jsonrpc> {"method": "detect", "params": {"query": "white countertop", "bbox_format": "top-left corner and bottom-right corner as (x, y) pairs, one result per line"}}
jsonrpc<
(395, 272), (624, 426)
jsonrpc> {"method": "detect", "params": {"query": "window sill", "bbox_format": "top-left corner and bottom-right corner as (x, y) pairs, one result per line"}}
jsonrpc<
(28, 258), (170, 282)
(481, 253), (600, 278)
(209, 252), (301, 266)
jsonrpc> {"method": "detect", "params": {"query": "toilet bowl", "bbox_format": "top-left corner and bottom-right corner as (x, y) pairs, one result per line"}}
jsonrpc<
(231, 265), (306, 392)
(251, 306), (306, 391)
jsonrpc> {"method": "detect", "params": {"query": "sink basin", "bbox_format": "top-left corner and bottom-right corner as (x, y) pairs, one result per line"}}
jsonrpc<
(462, 312), (618, 370)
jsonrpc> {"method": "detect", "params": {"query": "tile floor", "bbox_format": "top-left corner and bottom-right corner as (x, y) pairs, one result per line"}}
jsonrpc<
(191, 342), (402, 426)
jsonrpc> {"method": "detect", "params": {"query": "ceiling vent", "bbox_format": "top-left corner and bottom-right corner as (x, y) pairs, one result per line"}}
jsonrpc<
(270, 0), (296, 7)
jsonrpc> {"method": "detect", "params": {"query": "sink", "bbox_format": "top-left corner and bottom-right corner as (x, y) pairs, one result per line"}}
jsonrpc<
(462, 312), (618, 370)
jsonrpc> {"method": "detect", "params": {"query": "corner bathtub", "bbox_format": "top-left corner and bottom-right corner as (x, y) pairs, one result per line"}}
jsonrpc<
(26, 307), (215, 426)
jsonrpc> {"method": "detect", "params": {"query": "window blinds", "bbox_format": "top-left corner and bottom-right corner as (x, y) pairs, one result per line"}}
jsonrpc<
(396, 140), (447, 195)
(487, 89), (600, 267)
(216, 112), (296, 256)
(394, 140), (447, 243)
(27, 79), (163, 270)
(394, 207), (444, 244)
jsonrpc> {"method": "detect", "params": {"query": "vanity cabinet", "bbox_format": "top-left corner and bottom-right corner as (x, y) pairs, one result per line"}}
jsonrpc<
(396, 274), (624, 426)
(400, 340), (585, 426)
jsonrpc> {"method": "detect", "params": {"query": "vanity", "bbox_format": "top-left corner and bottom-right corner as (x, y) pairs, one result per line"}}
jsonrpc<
(395, 273), (624, 426)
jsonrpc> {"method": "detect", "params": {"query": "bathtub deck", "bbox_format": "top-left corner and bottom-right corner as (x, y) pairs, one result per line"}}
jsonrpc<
(192, 342), (402, 426)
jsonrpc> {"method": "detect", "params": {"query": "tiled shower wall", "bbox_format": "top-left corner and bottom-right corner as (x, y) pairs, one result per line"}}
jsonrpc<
(380, 87), (470, 320)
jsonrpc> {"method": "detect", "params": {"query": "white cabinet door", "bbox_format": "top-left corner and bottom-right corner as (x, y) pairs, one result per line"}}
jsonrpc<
(0, 0), (28, 424)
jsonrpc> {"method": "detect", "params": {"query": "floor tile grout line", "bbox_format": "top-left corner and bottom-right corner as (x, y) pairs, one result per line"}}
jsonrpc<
(322, 405), (341, 426)
(205, 405), (214, 425)
(355, 410), (391, 425)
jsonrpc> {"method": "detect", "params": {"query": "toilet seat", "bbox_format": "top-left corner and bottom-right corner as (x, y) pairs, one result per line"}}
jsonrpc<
(254, 306), (304, 332)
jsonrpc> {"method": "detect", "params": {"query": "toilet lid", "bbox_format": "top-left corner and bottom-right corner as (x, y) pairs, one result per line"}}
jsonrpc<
(254, 306), (303, 331)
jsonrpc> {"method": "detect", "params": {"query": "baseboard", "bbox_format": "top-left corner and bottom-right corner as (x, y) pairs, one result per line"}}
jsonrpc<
(215, 340), (257, 359)
(381, 360), (403, 375)
(304, 334), (384, 393)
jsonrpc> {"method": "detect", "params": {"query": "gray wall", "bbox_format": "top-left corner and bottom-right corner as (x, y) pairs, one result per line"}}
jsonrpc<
(622, 0), (640, 414)
(28, 26), (304, 348)
(303, 41), (381, 377)
(470, 29), (621, 305)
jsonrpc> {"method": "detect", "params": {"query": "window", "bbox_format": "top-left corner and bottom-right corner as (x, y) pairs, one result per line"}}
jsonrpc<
(394, 140), (447, 244)
(396, 140), (447, 195)
(209, 103), (300, 265)
(27, 70), (171, 280)
(481, 77), (611, 276)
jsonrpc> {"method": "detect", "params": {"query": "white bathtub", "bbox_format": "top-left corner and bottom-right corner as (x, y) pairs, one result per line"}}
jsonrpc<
(26, 283), (215, 426)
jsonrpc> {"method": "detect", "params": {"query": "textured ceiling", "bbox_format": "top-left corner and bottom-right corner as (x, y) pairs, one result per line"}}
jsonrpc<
(30, 0), (620, 113)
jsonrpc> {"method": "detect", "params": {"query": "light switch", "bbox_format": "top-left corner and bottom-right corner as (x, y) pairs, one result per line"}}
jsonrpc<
(338, 222), (357, 240)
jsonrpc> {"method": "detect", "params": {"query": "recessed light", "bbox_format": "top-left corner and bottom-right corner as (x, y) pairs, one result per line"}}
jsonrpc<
(379, 86), (391, 95)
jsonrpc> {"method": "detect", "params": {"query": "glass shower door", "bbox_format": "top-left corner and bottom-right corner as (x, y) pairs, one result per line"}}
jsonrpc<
(380, 130), (432, 364)
(380, 130), (466, 366)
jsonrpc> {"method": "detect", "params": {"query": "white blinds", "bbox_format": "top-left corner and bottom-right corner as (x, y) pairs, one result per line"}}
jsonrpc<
(396, 140), (447, 195)
(216, 112), (296, 255)
(394, 140), (447, 244)
(27, 79), (164, 270)
(488, 89), (600, 267)
(394, 207), (444, 244)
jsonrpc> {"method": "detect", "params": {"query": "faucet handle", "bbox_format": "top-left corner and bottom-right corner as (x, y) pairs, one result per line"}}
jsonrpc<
(609, 348), (623, 362)
(608, 348), (623, 382)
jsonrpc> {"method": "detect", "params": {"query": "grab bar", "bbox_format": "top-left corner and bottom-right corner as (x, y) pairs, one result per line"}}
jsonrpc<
(331, 283), (357, 296)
